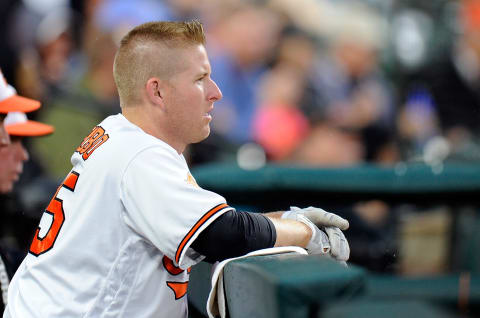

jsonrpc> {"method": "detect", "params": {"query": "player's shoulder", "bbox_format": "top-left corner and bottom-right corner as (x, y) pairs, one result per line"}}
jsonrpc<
(100, 114), (143, 138)
(72, 114), (175, 166)
(102, 114), (184, 163)
(100, 114), (165, 150)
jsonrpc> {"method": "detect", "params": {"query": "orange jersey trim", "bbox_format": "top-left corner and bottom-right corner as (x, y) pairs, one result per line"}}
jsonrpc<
(175, 203), (229, 264)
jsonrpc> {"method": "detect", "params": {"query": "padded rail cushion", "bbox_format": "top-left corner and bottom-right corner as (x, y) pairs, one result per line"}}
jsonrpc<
(320, 299), (457, 318)
(222, 254), (365, 318)
(365, 273), (480, 309)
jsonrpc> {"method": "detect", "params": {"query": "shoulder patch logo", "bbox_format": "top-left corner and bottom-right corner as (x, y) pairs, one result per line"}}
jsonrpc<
(185, 172), (199, 188)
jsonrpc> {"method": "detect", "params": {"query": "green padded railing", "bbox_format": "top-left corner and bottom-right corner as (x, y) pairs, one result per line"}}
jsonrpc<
(188, 163), (480, 317)
(192, 163), (480, 207)
(189, 254), (365, 318)
(364, 273), (480, 308)
(223, 254), (365, 318)
(320, 299), (457, 318)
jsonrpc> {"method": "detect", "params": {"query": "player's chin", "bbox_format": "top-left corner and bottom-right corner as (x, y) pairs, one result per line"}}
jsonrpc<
(191, 126), (211, 144)
(0, 181), (13, 194)
(200, 125), (211, 140)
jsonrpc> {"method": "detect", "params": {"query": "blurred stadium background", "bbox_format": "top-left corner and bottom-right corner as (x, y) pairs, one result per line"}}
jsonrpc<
(1, 0), (480, 317)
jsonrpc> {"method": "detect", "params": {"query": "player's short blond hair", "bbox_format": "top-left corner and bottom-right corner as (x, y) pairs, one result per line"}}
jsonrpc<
(113, 21), (206, 107)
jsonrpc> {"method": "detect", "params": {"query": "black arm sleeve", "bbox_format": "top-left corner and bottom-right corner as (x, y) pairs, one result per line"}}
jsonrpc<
(190, 210), (277, 263)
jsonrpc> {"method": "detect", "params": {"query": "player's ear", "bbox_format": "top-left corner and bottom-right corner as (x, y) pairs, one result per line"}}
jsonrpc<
(145, 77), (165, 108)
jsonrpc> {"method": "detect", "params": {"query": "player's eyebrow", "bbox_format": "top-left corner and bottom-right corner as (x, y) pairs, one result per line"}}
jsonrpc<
(197, 63), (212, 77)
(196, 72), (209, 79)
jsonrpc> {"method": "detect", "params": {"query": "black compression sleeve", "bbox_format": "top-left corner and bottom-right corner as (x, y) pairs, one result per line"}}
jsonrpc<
(190, 210), (277, 263)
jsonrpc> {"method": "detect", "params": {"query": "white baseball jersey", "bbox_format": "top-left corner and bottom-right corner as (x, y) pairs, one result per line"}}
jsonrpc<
(4, 114), (233, 318)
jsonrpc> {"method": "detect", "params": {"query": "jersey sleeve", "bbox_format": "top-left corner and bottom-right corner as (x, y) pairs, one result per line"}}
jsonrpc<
(120, 146), (233, 269)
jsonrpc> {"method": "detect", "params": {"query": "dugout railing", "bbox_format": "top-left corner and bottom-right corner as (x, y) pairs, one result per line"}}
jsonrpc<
(188, 163), (480, 317)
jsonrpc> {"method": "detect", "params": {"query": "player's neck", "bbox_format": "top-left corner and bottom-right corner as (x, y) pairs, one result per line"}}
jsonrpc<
(122, 106), (186, 154)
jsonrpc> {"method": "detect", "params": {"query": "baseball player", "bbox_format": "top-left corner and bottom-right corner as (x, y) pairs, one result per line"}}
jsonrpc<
(0, 69), (53, 313)
(0, 69), (43, 193)
(4, 21), (349, 318)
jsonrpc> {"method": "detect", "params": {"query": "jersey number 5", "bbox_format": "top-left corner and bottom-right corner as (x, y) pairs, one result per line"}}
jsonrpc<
(29, 171), (79, 256)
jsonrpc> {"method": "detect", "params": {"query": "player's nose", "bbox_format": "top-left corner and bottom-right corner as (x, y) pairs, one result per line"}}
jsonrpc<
(21, 144), (29, 161)
(208, 79), (222, 103)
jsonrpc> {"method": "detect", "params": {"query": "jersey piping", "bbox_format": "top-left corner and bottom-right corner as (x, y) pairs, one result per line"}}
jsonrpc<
(175, 203), (230, 264)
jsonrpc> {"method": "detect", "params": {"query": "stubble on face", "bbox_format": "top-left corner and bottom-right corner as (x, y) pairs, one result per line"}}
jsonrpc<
(161, 45), (214, 149)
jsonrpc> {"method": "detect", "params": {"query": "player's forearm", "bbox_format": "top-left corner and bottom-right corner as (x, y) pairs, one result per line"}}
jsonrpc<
(266, 216), (312, 248)
(264, 211), (284, 219)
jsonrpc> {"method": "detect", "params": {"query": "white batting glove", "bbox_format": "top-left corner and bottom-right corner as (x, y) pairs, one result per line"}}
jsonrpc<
(281, 213), (331, 255)
(324, 226), (350, 261)
(284, 207), (350, 261)
(286, 206), (349, 230)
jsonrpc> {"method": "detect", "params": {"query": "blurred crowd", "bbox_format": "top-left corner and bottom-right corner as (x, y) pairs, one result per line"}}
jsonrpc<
(1, 0), (480, 271)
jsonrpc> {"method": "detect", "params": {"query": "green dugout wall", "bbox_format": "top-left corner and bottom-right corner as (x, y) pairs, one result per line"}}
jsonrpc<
(188, 163), (480, 317)
(191, 163), (480, 208)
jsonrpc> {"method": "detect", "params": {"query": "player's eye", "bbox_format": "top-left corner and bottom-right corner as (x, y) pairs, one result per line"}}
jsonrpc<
(196, 73), (209, 82)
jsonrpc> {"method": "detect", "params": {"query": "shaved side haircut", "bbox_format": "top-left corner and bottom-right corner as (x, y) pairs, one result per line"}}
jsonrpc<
(113, 21), (206, 107)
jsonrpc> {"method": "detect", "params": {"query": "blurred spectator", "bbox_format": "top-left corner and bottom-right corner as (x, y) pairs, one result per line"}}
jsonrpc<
(404, 0), (480, 162)
(291, 123), (365, 166)
(396, 87), (442, 161)
(267, 0), (338, 41)
(9, 1), (77, 103)
(0, 0), (21, 85)
(266, 2), (397, 166)
(301, 3), (396, 165)
(253, 63), (309, 161)
(207, 3), (283, 145)
(92, 0), (172, 43)
(252, 28), (315, 162)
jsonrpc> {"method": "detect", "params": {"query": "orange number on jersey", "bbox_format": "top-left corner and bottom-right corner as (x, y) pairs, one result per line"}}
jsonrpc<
(76, 126), (109, 160)
(163, 256), (191, 300)
(29, 171), (79, 256)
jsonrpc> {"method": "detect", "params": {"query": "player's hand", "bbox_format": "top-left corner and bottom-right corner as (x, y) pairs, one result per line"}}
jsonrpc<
(306, 222), (332, 255)
(284, 207), (350, 261)
(324, 226), (350, 261)
(286, 206), (349, 230)
(281, 212), (331, 255)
